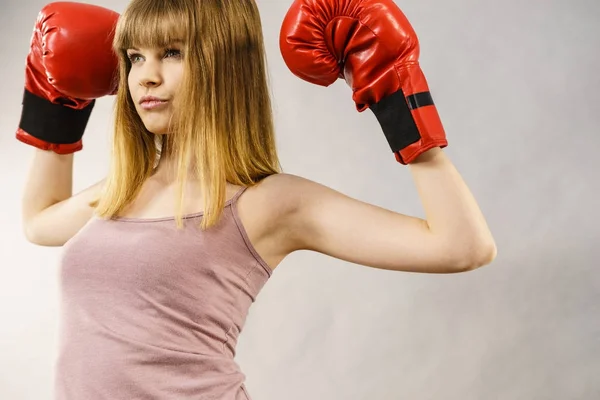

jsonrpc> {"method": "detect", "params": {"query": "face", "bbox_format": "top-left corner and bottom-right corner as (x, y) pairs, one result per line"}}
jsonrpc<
(126, 43), (184, 134)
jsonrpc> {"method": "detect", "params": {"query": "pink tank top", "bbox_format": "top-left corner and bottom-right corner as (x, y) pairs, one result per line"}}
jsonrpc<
(55, 186), (272, 399)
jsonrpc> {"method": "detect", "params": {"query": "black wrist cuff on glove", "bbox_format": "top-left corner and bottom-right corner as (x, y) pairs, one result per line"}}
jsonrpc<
(18, 89), (95, 144)
(369, 89), (434, 153)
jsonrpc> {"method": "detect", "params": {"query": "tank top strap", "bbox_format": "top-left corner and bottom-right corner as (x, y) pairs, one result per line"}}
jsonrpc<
(228, 184), (272, 276)
(230, 185), (249, 205)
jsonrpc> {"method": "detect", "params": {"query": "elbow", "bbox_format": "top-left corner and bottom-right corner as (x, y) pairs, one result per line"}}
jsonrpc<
(23, 223), (42, 245)
(22, 220), (50, 247)
(454, 240), (498, 272)
(23, 230), (56, 247)
(22, 214), (39, 244)
(23, 219), (36, 243)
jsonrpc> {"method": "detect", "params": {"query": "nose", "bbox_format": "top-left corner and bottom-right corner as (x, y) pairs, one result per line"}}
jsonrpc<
(139, 59), (163, 88)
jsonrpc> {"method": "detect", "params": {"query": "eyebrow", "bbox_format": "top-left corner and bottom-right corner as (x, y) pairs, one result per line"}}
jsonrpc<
(127, 40), (185, 50)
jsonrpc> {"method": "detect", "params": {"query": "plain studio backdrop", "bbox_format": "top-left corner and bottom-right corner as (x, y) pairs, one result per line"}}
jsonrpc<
(1, 0), (598, 399)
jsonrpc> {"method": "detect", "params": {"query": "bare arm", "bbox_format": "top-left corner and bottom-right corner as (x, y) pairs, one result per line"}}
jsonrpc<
(22, 149), (103, 247)
(280, 148), (496, 274)
(408, 147), (497, 268)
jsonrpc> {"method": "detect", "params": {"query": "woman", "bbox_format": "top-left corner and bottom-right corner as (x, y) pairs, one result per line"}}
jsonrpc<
(17, 0), (496, 398)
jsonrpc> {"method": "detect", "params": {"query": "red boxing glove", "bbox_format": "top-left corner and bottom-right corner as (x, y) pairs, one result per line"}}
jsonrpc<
(16, 2), (119, 154)
(280, 0), (447, 164)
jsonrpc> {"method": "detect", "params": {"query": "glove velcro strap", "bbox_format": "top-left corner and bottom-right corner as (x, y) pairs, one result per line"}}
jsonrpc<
(369, 88), (434, 153)
(18, 89), (95, 145)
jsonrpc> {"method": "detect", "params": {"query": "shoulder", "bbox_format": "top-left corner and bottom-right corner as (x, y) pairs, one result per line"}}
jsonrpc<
(232, 173), (320, 267)
(244, 173), (304, 223)
(238, 172), (319, 248)
(250, 172), (325, 217)
(244, 172), (341, 254)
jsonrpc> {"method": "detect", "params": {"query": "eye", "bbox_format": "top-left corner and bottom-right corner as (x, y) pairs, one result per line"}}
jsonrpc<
(164, 48), (182, 59)
(127, 52), (143, 64)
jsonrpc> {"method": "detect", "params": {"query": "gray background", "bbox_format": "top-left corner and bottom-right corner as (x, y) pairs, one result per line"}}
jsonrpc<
(1, 0), (598, 399)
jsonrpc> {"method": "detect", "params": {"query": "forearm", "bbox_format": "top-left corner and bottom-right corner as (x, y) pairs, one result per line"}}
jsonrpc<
(22, 149), (74, 224)
(409, 147), (496, 264)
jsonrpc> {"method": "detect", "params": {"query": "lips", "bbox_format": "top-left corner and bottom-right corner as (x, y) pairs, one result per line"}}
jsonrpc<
(139, 95), (168, 110)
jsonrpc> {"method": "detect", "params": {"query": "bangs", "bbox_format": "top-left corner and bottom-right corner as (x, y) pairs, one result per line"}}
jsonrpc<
(113, 0), (189, 51)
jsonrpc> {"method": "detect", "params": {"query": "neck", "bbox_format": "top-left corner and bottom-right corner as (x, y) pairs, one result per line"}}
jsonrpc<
(152, 152), (200, 184)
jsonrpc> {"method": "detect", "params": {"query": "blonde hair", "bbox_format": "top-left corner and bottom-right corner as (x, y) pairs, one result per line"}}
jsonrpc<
(94, 0), (282, 230)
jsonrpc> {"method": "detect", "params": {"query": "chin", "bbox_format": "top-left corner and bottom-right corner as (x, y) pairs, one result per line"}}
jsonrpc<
(142, 122), (171, 135)
(137, 109), (174, 135)
(146, 128), (170, 135)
